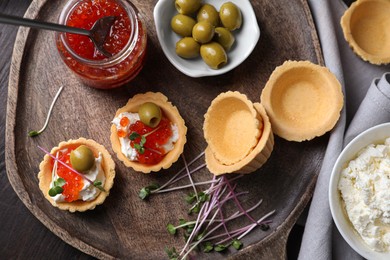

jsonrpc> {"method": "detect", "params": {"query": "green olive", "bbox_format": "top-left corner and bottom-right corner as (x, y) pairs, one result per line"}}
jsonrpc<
(70, 145), (95, 173)
(176, 37), (200, 59)
(175, 0), (202, 15)
(219, 2), (242, 31)
(196, 4), (219, 27)
(214, 27), (235, 51)
(138, 102), (162, 128)
(192, 21), (215, 44)
(200, 42), (227, 69)
(171, 14), (196, 37)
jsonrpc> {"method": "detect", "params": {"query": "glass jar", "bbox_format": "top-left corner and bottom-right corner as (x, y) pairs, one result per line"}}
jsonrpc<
(56, 0), (147, 89)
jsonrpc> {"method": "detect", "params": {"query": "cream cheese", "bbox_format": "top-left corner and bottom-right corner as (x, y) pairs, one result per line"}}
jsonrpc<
(52, 152), (105, 202)
(338, 138), (390, 252)
(112, 112), (178, 161)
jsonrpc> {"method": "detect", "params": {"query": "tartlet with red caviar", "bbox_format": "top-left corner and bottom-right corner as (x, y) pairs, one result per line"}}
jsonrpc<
(110, 92), (187, 173)
(38, 138), (116, 212)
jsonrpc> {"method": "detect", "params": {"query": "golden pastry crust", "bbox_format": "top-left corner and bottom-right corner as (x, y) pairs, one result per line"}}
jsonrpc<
(261, 60), (343, 142)
(341, 0), (390, 65)
(38, 138), (116, 212)
(205, 102), (274, 175)
(110, 92), (187, 173)
(203, 91), (261, 165)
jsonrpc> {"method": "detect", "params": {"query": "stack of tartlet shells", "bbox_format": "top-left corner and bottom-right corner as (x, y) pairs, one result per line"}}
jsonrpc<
(110, 92), (187, 173)
(340, 0), (390, 65)
(203, 91), (274, 175)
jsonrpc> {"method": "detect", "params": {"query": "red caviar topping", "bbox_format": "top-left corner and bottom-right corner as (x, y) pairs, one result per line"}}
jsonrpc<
(120, 116), (130, 127)
(129, 118), (174, 165)
(52, 145), (84, 202)
(66, 0), (131, 60)
(117, 129), (127, 138)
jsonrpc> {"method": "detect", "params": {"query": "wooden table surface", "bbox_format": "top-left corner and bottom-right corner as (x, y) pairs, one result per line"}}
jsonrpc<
(0, 0), (353, 259)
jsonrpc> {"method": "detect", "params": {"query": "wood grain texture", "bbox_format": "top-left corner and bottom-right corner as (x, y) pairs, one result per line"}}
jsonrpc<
(5, 0), (325, 259)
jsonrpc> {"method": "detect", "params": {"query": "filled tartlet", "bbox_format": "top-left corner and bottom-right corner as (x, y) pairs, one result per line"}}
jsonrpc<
(203, 91), (274, 175)
(260, 60), (343, 142)
(111, 92), (187, 173)
(341, 0), (390, 65)
(38, 138), (116, 212)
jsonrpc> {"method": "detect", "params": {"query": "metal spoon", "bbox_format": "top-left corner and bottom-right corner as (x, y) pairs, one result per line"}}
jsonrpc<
(0, 13), (116, 57)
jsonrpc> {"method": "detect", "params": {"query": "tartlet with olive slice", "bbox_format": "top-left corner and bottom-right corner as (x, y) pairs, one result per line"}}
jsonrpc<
(38, 138), (115, 212)
(111, 92), (187, 173)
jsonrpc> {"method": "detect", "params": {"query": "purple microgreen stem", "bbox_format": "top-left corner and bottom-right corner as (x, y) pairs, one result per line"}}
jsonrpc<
(222, 175), (258, 224)
(150, 152), (205, 195)
(182, 154), (198, 202)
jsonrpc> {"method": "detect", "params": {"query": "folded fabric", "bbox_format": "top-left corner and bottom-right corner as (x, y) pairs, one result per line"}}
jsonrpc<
(344, 73), (390, 145)
(299, 0), (390, 259)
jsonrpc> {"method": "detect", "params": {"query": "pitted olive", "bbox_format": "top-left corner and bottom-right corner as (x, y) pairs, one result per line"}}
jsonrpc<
(175, 0), (202, 15)
(192, 21), (215, 44)
(70, 145), (95, 173)
(200, 42), (227, 69)
(171, 14), (196, 37)
(176, 37), (201, 59)
(219, 2), (242, 31)
(214, 27), (235, 51)
(138, 102), (162, 128)
(196, 4), (219, 27)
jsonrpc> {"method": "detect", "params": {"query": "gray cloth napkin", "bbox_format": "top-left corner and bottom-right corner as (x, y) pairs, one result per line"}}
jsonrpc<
(298, 0), (390, 259)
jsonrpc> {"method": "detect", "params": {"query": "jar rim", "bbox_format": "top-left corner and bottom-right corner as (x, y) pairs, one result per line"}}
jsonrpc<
(58, 0), (138, 67)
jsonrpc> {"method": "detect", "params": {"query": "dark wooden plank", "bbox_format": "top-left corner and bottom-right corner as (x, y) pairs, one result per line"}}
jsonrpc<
(1, 0), (350, 259)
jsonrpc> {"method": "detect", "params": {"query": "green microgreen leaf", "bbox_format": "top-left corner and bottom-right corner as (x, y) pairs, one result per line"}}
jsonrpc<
(165, 246), (179, 260)
(140, 135), (146, 145)
(232, 239), (243, 250)
(48, 179), (65, 197)
(185, 192), (196, 204)
(129, 132), (140, 140)
(203, 242), (214, 253)
(139, 184), (160, 200)
(54, 177), (66, 187)
(189, 202), (201, 214)
(214, 244), (228, 252)
(28, 130), (40, 137)
(93, 180), (106, 192)
(167, 223), (176, 235)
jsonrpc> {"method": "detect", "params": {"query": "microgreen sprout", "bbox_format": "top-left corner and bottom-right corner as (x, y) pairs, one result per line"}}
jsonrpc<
(48, 177), (66, 197)
(139, 184), (160, 200)
(129, 126), (161, 154)
(38, 146), (106, 193)
(28, 85), (64, 137)
(138, 152), (276, 259)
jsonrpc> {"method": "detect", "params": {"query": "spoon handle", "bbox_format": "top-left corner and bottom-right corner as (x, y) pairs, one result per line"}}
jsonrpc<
(0, 13), (90, 36)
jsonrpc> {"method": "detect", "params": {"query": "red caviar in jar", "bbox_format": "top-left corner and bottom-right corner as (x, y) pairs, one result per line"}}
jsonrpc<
(52, 145), (84, 202)
(56, 0), (147, 89)
(129, 118), (173, 165)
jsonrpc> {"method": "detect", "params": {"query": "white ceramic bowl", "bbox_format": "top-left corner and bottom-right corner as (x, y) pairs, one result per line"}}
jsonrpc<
(153, 0), (260, 77)
(329, 122), (390, 260)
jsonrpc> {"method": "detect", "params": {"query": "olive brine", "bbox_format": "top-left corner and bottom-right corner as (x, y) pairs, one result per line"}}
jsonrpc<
(171, 0), (242, 69)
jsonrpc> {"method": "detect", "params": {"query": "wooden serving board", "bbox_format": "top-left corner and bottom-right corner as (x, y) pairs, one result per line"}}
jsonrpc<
(6, 0), (325, 259)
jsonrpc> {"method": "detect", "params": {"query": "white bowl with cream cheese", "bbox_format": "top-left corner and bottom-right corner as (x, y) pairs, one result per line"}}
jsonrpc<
(330, 122), (390, 260)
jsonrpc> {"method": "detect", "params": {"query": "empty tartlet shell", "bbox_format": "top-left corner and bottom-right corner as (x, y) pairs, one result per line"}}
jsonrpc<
(203, 91), (261, 166)
(341, 0), (390, 65)
(205, 102), (274, 175)
(110, 92), (187, 173)
(38, 138), (116, 212)
(261, 60), (343, 142)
